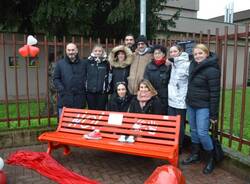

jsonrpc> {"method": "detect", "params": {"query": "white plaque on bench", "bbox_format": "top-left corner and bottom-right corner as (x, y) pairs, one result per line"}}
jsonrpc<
(108, 113), (123, 125)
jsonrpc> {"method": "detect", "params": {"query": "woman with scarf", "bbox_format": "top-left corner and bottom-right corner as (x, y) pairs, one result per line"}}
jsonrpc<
(107, 82), (132, 112)
(85, 44), (110, 110)
(129, 79), (163, 114)
(108, 45), (133, 93)
(144, 45), (171, 114)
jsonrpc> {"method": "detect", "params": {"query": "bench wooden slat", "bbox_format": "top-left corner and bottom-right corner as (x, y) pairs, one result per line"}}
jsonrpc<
(59, 127), (177, 146)
(62, 113), (178, 127)
(60, 122), (177, 136)
(63, 108), (179, 121)
(62, 119), (177, 132)
(39, 132), (177, 155)
(60, 125), (177, 140)
(39, 107), (181, 167)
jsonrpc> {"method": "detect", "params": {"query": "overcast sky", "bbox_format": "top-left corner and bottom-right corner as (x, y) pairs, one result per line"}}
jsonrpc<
(197, 0), (250, 19)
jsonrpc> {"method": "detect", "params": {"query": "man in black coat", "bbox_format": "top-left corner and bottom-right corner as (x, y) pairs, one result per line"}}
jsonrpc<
(53, 43), (87, 118)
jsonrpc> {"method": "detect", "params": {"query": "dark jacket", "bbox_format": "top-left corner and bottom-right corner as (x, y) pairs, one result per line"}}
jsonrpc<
(53, 56), (86, 108)
(111, 67), (130, 88)
(129, 96), (163, 115)
(85, 55), (110, 94)
(186, 52), (221, 119)
(144, 61), (171, 108)
(107, 94), (132, 112)
(108, 45), (133, 91)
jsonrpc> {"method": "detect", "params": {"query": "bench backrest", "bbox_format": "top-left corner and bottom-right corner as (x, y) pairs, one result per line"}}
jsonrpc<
(58, 107), (181, 147)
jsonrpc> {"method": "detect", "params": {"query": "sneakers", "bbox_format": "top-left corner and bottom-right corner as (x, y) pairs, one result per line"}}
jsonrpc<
(84, 129), (102, 140)
(118, 135), (126, 142)
(126, 135), (135, 143)
(118, 135), (135, 143)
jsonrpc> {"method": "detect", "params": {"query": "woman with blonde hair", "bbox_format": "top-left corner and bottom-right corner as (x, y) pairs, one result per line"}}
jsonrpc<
(182, 44), (221, 175)
(129, 79), (163, 114)
(85, 44), (110, 110)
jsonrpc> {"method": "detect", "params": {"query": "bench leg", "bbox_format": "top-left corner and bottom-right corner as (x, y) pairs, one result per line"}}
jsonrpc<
(172, 158), (179, 168)
(46, 142), (71, 156)
(47, 142), (53, 155)
(63, 145), (71, 156)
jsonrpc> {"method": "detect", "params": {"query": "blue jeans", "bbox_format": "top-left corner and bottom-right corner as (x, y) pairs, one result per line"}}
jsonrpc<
(58, 108), (63, 120)
(187, 105), (213, 151)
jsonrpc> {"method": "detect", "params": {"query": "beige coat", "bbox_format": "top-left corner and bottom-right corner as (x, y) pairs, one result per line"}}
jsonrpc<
(127, 51), (152, 95)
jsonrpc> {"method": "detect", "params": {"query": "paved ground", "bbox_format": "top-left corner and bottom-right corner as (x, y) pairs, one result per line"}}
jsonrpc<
(0, 144), (249, 184)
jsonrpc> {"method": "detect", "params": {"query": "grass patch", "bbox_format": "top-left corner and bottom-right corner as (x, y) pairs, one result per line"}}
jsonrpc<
(221, 88), (250, 141)
(220, 87), (250, 155)
(0, 100), (47, 118)
(0, 99), (58, 131)
(0, 118), (58, 131)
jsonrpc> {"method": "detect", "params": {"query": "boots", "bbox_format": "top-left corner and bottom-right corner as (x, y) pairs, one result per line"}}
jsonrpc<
(182, 143), (201, 165)
(203, 150), (215, 174)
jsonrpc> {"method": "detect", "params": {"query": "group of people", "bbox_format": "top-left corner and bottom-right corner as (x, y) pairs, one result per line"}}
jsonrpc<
(53, 34), (221, 175)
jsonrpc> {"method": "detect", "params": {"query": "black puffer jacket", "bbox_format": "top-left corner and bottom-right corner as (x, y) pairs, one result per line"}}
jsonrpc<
(186, 52), (221, 119)
(129, 96), (163, 115)
(85, 55), (110, 93)
(53, 56), (86, 108)
(108, 45), (133, 91)
(107, 94), (132, 112)
(144, 61), (171, 110)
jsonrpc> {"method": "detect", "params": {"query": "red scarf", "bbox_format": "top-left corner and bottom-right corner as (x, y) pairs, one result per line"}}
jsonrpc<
(137, 91), (153, 108)
(154, 57), (166, 66)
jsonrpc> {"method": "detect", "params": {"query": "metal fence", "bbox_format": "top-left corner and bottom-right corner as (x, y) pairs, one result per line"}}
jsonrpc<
(0, 25), (249, 155)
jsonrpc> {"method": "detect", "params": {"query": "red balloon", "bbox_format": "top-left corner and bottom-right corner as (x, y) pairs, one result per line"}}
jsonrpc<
(18, 45), (40, 58)
(29, 45), (40, 57)
(0, 171), (6, 184)
(18, 45), (29, 57)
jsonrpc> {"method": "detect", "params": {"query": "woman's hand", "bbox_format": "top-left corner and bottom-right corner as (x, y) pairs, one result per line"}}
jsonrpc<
(165, 59), (172, 66)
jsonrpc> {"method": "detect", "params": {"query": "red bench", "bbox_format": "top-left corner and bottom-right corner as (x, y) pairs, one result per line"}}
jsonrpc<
(38, 107), (181, 167)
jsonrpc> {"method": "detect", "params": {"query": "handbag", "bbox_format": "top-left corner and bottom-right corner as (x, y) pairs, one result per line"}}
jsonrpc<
(211, 122), (224, 163)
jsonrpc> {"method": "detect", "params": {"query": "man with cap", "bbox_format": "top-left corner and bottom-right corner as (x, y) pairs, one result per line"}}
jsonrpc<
(127, 35), (152, 95)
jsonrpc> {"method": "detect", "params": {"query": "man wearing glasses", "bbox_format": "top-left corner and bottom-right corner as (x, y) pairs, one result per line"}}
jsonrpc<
(127, 35), (152, 95)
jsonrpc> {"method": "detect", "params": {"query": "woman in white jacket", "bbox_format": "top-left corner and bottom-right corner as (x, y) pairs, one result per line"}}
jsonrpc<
(168, 44), (190, 153)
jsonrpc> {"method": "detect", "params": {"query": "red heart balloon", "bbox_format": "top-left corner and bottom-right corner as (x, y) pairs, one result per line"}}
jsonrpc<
(29, 45), (40, 57)
(18, 45), (29, 57)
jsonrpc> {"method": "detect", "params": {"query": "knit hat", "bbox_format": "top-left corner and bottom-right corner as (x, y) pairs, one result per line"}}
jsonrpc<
(136, 35), (148, 45)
